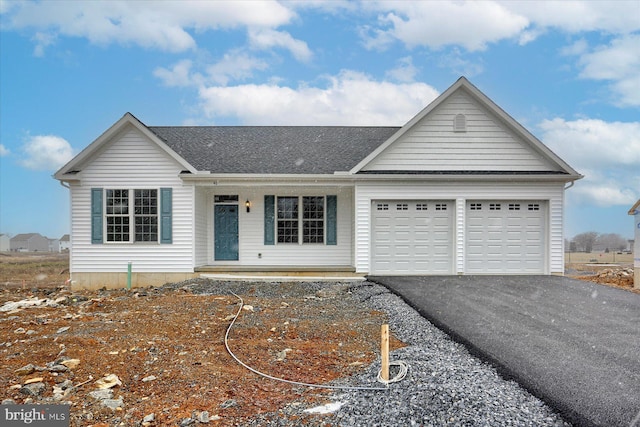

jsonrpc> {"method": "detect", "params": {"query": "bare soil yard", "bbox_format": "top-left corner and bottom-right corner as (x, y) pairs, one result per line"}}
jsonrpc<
(0, 252), (636, 426)
(1, 253), (403, 426)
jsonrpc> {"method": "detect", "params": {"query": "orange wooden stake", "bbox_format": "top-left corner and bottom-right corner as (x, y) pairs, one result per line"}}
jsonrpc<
(381, 324), (389, 382)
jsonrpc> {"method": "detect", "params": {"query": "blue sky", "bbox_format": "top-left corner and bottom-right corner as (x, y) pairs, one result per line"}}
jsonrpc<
(1, 0), (638, 241)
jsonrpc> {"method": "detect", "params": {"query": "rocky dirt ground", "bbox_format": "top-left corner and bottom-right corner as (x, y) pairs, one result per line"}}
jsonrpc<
(0, 253), (404, 426)
(565, 263), (637, 293)
(0, 252), (636, 426)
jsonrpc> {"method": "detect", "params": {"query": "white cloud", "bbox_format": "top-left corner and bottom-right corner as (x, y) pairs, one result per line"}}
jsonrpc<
(31, 31), (57, 57)
(197, 70), (439, 126)
(359, 1), (640, 52)
(154, 51), (270, 88)
(385, 56), (418, 83)
(437, 48), (484, 77)
(503, 1), (640, 34)
(574, 34), (640, 107)
(20, 135), (74, 171)
(248, 28), (313, 62)
(540, 118), (640, 169)
(0, 144), (10, 156)
(361, 1), (529, 51)
(539, 118), (640, 206)
(153, 59), (199, 88)
(568, 171), (638, 207)
(206, 51), (269, 85)
(2, 0), (295, 54)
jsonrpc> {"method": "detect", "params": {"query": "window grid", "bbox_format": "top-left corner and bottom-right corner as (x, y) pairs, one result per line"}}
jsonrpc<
(490, 203), (501, 210)
(470, 203), (482, 210)
(302, 196), (324, 244)
(106, 190), (130, 242)
(528, 203), (540, 211)
(416, 203), (428, 211)
(105, 189), (160, 243)
(277, 197), (299, 243)
(377, 203), (389, 211)
(396, 203), (408, 211)
(435, 203), (447, 211)
(509, 203), (521, 211)
(134, 189), (158, 242)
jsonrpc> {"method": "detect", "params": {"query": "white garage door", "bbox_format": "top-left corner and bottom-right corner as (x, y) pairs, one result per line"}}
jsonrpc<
(372, 200), (453, 275)
(466, 201), (546, 274)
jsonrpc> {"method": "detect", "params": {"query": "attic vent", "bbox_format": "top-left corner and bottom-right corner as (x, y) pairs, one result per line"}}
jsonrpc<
(453, 114), (467, 132)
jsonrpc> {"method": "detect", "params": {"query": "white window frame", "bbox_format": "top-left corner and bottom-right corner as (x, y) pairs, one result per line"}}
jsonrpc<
(276, 195), (325, 245)
(104, 188), (159, 244)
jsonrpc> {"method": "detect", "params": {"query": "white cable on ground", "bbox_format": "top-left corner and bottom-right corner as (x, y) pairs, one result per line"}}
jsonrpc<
(224, 291), (395, 391)
(377, 360), (409, 384)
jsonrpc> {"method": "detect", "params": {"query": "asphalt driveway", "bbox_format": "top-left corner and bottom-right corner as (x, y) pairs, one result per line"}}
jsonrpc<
(368, 275), (640, 427)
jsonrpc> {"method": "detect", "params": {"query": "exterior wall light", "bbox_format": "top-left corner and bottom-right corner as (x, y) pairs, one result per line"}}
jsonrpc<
(245, 200), (251, 213)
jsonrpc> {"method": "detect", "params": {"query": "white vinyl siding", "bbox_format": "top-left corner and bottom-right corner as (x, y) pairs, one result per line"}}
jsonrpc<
(195, 186), (353, 268)
(361, 90), (557, 172)
(355, 182), (565, 275)
(69, 126), (194, 273)
(194, 186), (208, 267)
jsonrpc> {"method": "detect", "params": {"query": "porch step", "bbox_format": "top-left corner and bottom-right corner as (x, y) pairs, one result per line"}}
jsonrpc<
(198, 271), (365, 282)
(195, 265), (356, 273)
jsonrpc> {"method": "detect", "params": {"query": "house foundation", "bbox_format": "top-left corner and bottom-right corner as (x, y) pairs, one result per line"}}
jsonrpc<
(70, 272), (198, 290)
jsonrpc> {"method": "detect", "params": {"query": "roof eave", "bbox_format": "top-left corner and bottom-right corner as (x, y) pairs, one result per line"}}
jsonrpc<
(178, 171), (583, 184)
(629, 199), (640, 215)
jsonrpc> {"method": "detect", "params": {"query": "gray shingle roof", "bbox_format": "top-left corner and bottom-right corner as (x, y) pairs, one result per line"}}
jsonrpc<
(148, 126), (399, 174)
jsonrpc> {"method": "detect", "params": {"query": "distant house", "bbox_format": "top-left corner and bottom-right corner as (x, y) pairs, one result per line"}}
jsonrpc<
(48, 238), (61, 253)
(55, 77), (582, 289)
(59, 234), (71, 252)
(10, 233), (50, 252)
(0, 234), (9, 252)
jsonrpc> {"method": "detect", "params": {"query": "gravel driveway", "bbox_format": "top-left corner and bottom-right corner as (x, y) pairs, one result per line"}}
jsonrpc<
(215, 281), (570, 426)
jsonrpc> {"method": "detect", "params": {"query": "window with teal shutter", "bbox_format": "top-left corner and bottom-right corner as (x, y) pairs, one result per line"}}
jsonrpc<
(160, 188), (172, 244)
(264, 195), (275, 245)
(91, 188), (103, 244)
(326, 195), (337, 245)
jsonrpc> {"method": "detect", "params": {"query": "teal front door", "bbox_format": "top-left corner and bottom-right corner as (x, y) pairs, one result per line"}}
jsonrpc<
(214, 205), (239, 261)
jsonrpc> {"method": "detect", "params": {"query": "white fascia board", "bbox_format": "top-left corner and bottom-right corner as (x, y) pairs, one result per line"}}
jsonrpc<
(351, 173), (582, 183)
(179, 171), (580, 185)
(54, 112), (197, 180)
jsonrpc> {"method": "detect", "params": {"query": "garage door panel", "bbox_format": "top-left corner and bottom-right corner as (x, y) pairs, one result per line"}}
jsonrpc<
(372, 200), (453, 274)
(466, 200), (545, 274)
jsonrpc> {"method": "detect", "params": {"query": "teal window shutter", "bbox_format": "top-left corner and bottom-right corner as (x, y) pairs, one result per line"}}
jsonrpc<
(91, 188), (103, 244)
(160, 188), (172, 244)
(326, 195), (337, 245)
(264, 195), (275, 245)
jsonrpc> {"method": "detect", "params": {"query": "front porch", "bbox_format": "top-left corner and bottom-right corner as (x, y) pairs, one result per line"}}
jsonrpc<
(195, 265), (365, 282)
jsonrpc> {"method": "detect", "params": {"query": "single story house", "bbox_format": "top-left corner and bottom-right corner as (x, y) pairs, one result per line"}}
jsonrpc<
(0, 234), (9, 252)
(55, 77), (582, 289)
(59, 234), (71, 252)
(10, 233), (50, 252)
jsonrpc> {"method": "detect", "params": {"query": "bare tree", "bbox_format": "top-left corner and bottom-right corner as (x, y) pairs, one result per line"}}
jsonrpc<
(596, 233), (628, 252)
(573, 232), (599, 253)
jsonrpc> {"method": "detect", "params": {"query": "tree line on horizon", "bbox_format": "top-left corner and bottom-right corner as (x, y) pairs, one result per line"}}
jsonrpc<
(566, 232), (631, 253)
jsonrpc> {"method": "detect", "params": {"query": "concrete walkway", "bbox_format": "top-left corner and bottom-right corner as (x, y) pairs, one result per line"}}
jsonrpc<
(369, 275), (640, 427)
